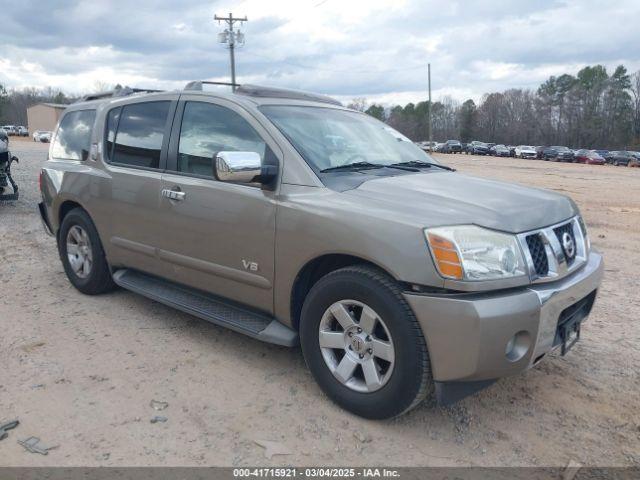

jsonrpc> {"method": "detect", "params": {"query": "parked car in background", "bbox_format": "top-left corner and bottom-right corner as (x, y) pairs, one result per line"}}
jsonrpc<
(465, 141), (489, 155)
(507, 145), (517, 157)
(441, 139), (463, 153)
(515, 145), (537, 159)
(417, 141), (437, 152)
(574, 150), (605, 165)
(486, 143), (496, 151)
(593, 149), (609, 159)
(17, 126), (28, 136)
(2, 125), (17, 136)
(536, 146), (557, 160)
(490, 144), (511, 157)
(33, 130), (53, 142)
(605, 151), (635, 166)
(552, 146), (575, 162)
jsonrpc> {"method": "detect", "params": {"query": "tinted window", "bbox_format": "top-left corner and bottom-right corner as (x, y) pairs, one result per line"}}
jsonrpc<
(51, 110), (96, 160)
(111, 102), (170, 169)
(177, 102), (267, 177)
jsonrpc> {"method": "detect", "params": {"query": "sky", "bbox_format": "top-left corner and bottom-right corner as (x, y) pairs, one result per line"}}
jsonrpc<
(1, 0), (639, 106)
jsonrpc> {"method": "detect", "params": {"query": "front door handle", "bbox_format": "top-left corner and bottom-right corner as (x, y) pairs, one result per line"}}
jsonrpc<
(162, 188), (186, 201)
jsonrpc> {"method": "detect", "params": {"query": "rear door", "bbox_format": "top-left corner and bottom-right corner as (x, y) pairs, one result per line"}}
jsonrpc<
(97, 97), (177, 277)
(156, 96), (281, 314)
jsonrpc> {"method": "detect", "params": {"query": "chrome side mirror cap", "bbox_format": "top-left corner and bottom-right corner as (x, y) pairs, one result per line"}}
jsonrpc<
(214, 151), (262, 183)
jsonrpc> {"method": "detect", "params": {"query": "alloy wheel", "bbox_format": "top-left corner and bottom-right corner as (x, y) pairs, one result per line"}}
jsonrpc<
(318, 300), (395, 393)
(66, 225), (93, 278)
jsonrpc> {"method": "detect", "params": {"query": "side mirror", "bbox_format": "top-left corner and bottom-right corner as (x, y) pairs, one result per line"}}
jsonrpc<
(214, 151), (278, 187)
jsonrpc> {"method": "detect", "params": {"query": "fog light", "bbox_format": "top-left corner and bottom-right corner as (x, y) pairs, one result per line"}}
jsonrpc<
(505, 330), (531, 362)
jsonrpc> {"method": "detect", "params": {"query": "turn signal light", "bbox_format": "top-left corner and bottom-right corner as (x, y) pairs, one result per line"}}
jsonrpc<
(427, 233), (463, 280)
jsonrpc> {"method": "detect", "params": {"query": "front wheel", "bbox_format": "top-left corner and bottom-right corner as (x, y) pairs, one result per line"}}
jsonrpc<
(300, 265), (433, 419)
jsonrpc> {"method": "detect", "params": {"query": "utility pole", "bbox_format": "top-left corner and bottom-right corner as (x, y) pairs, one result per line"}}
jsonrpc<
(215, 12), (247, 91)
(427, 63), (433, 151)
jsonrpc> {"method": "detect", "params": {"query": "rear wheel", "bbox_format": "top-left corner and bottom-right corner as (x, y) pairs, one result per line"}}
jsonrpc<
(58, 208), (115, 295)
(300, 265), (433, 419)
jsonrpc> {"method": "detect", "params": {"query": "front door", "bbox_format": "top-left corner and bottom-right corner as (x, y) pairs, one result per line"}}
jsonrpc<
(157, 97), (280, 314)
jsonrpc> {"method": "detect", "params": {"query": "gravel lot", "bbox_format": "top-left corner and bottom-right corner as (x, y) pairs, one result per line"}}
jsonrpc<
(1, 139), (639, 467)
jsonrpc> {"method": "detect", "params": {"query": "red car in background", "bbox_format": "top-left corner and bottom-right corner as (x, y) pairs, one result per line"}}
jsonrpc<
(574, 149), (606, 165)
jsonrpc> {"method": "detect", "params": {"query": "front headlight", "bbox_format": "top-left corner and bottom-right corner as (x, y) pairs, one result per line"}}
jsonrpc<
(577, 215), (590, 252)
(425, 225), (526, 281)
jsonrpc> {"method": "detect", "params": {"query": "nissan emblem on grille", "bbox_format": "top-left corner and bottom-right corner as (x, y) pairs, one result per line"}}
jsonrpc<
(562, 231), (576, 260)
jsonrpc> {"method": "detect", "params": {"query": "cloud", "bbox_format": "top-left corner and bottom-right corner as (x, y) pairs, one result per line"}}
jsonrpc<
(1, 0), (639, 105)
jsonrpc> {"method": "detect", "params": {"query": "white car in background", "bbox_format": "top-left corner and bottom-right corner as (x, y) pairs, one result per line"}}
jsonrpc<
(515, 145), (537, 159)
(2, 125), (17, 136)
(33, 130), (53, 142)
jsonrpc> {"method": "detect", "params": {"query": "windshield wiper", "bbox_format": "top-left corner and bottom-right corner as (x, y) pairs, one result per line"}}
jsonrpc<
(391, 160), (456, 172)
(320, 162), (384, 172)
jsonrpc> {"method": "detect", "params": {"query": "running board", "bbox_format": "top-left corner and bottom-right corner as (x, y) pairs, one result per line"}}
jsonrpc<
(112, 269), (298, 347)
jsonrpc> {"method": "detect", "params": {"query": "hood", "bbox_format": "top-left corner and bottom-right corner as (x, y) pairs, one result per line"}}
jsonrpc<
(344, 171), (577, 233)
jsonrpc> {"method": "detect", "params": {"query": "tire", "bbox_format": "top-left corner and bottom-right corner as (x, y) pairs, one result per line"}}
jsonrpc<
(58, 207), (115, 295)
(299, 265), (433, 419)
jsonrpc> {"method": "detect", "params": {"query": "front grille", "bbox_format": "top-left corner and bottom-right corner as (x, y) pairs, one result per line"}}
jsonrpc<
(554, 223), (576, 266)
(526, 233), (549, 276)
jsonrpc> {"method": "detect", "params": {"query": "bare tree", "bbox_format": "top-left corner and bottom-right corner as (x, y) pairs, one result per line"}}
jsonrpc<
(347, 97), (368, 112)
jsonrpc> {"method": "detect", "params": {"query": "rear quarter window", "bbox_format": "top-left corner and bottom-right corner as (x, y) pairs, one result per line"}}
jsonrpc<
(51, 109), (96, 161)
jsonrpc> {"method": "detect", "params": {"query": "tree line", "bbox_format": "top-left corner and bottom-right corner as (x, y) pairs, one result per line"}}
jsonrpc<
(0, 85), (75, 126)
(352, 64), (640, 150)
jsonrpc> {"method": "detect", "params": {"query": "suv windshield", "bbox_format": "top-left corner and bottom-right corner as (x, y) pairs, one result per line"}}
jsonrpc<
(552, 146), (570, 151)
(259, 105), (438, 172)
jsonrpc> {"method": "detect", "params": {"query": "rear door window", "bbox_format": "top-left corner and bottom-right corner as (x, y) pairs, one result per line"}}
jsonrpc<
(109, 101), (170, 169)
(51, 109), (96, 160)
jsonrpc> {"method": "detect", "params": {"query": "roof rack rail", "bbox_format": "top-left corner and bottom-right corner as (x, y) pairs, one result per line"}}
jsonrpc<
(79, 86), (165, 102)
(184, 81), (240, 91)
(182, 80), (342, 106)
(235, 84), (342, 106)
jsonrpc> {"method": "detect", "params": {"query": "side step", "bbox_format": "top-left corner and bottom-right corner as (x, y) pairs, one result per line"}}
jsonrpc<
(112, 269), (298, 347)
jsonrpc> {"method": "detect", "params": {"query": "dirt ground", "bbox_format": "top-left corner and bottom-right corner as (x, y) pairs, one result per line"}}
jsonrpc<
(1, 139), (639, 467)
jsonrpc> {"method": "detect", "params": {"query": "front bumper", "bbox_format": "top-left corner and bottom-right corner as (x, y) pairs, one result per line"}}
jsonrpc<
(403, 251), (603, 384)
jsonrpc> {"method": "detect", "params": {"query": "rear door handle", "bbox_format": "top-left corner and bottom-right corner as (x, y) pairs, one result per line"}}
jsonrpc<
(162, 189), (186, 201)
